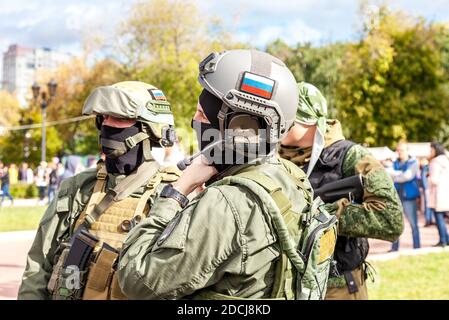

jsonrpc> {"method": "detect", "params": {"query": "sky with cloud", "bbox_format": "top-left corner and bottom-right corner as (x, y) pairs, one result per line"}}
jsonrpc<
(1, 0), (449, 77)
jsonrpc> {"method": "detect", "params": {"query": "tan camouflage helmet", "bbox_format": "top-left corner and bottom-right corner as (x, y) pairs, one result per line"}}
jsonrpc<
(82, 81), (175, 148)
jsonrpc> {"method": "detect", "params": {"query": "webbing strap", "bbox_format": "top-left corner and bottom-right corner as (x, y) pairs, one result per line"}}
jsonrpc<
(133, 172), (164, 219)
(142, 139), (153, 161)
(83, 161), (160, 228)
(215, 175), (305, 273)
(234, 171), (297, 300)
(100, 132), (150, 159)
(236, 171), (292, 215)
(74, 164), (107, 231)
(100, 138), (126, 151)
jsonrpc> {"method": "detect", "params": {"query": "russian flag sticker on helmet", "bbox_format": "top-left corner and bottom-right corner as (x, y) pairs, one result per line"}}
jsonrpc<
(239, 72), (275, 100)
(149, 89), (167, 101)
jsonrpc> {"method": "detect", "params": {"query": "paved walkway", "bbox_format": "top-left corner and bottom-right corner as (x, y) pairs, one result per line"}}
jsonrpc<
(0, 210), (447, 300)
(0, 231), (36, 300)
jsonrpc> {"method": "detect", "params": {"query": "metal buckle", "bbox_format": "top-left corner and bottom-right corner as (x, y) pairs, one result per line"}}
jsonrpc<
(124, 137), (137, 149)
(96, 170), (107, 180)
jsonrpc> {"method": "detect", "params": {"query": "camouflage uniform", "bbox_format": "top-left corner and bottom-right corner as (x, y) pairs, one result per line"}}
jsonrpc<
(18, 170), (171, 299)
(18, 81), (178, 300)
(118, 159), (312, 299)
(278, 83), (404, 300)
(118, 50), (337, 299)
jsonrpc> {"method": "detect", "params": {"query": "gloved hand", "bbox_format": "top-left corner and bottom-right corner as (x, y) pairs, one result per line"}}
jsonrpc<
(323, 198), (351, 219)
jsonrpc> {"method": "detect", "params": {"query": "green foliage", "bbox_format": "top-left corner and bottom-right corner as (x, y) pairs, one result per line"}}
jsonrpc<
(116, 0), (243, 153)
(335, 7), (449, 147)
(3, 1), (449, 166)
(9, 184), (39, 199)
(0, 108), (63, 164)
(267, 40), (347, 118)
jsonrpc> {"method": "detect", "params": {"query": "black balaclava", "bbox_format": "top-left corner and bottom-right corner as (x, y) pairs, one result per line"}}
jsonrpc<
(100, 123), (144, 175)
(193, 89), (247, 173)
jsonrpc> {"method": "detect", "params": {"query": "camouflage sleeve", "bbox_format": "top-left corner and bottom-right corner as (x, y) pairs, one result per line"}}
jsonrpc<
(18, 172), (96, 300)
(18, 193), (65, 300)
(326, 144), (404, 242)
(118, 187), (242, 300)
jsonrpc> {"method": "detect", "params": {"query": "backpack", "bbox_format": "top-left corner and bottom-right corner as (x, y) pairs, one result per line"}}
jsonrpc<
(210, 159), (338, 300)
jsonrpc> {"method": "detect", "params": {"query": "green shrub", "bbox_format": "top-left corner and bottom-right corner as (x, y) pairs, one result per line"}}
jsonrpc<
(9, 183), (39, 199)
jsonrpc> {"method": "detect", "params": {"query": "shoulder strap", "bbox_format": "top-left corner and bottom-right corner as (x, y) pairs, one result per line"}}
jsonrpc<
(82, 161), (160, 228)
(236, 170), (292, 216)
(132, 165), (182, 222)
(234, 169), (300, 300)
(74, 163), (108, 230)
(215, 169), (306, 272)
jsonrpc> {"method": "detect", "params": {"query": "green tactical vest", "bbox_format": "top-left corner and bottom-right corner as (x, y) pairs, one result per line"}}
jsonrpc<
(46, 163), (181, 300)
(196, 158), (338, 300)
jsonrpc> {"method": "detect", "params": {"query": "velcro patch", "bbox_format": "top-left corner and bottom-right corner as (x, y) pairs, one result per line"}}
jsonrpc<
(239, 72), (275, 99)
(149, 89), (167, 101)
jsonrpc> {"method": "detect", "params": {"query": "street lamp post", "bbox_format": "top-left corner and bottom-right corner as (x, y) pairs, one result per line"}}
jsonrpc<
(31, 80), (57, 163)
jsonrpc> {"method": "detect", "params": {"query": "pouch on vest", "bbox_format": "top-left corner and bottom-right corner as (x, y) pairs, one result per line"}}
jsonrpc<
(83, 243), (118, 300)
(49, 162), (180, 300)
(333, 237), (369, 273)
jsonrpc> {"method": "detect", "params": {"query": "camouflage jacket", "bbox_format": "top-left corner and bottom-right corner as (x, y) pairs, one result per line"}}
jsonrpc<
(278, 120), (404, 287)
(17, 162), (169, 300)
(117, 158), (311, 299)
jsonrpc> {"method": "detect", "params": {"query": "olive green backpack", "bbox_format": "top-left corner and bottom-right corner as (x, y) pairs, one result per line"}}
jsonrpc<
(210, 159), (338, 300)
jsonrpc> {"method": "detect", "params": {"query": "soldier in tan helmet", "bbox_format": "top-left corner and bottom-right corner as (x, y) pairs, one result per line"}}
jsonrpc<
(18, 81), (181, 300)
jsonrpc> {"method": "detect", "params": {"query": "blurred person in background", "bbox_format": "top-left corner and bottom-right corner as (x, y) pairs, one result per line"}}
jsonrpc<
(47, 162), (59, 203)
(87, 155), (98, 169)
(20, 162), (35, 184)
(1, 164), (14, 206)
(419, 158), (434, 227)
(56, 162), (65, 185)
(162, 139), (185, 167)
(35, 161), (48, 205)
(387, 141), (421, 251)
(19, 162), (28, 183)
(428, 142), (449, 247)
(57, 155), (85, 186)
(8, 163), (18, 185)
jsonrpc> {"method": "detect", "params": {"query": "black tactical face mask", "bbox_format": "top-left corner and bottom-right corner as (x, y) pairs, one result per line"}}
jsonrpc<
(100, 124), (144, 175)
(194, 89), (239, 173)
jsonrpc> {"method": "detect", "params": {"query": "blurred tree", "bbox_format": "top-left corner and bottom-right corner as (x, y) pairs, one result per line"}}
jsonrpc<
(36, 58), (123, 157)
(0, 90), (21, 127)
(116, 0), (242, 153)
(335, 5), (449, 147)
(0, 109), (63, 165)
(267, 40), (346, 118)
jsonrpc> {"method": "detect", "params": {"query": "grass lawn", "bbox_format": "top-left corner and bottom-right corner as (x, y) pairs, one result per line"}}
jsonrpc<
(0, 206), (46, 232)
(367, 251), (449, 299)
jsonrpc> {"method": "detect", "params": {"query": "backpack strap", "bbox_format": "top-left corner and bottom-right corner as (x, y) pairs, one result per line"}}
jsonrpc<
(236, 171), (292, 216)
(209, 167), (307, 299)
(234, 170), (301, 300)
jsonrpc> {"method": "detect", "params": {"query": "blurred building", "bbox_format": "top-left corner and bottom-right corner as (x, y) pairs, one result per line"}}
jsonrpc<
(2, 44), (71, 106)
